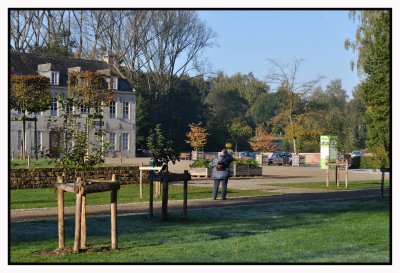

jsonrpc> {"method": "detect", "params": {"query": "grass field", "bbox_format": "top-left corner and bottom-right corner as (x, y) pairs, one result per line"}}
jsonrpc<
(10, 184), (272, 209)
(10, 196), (390, 264)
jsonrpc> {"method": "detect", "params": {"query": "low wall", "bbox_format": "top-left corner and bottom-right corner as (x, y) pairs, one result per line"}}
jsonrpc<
(10, 166), (144, 189)
(300, 153), (320, 164)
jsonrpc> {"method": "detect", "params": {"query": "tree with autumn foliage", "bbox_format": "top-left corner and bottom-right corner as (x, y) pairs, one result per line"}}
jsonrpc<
(248, 125), (277, 153)
(10, 74), (51, 159)
(186, 122), (209, 151)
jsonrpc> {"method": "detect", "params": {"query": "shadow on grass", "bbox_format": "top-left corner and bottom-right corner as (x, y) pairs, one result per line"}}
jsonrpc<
(10, 196), (389, 248)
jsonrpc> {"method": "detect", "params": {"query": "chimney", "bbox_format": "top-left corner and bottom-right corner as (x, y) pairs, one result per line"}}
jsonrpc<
(103, 54), (114, 65)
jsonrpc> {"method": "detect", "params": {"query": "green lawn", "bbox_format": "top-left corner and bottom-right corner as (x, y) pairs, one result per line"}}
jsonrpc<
(270, 180), (389, 191)
(10, 196), (390, 263)
(11, 159), (57, 168)
(10, 184), (272, 209)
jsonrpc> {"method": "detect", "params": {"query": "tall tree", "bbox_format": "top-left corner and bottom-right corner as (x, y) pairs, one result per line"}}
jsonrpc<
(205, 82), (248, 150)
(347, 85), (367, 150)
(142, 10), (216, 94)
(345, 10), (390, 159)
(249, 89), (285, 126)
(265, 57), (324, 154)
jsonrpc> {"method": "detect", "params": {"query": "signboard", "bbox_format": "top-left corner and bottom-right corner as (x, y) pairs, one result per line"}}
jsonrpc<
(320, 135), (337, 169)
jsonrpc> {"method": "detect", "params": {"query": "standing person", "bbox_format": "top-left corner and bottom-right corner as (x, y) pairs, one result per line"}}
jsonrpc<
(211, 149), (234, 200)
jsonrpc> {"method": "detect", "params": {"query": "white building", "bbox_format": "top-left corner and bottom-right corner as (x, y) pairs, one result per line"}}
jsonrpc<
(10, 52), (136, 159)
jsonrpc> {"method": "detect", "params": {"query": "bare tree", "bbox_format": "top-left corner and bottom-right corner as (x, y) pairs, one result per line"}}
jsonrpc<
(10, 9), (216, 93)
(143, 10), (216, 94)
(72, 10), (85, 58)
(82, 10), (108, 59)
(10, 10), (36, 52)
(265, 57), (324, 154)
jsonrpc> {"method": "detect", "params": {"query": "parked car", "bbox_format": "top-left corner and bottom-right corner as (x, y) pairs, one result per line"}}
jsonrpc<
(351, 151), (364, 157)
(268, 151), (292, 165)
(237, 151), (256, 160)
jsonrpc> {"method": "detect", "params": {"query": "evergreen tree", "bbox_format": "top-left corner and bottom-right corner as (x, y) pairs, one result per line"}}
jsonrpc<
(346, 10), (390, 160)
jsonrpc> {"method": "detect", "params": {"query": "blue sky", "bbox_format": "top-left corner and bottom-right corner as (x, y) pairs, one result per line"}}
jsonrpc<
(197, 10), (360, 98)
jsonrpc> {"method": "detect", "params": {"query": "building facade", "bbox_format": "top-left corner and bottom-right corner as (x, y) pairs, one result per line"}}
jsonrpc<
(10, 52), (136, 159)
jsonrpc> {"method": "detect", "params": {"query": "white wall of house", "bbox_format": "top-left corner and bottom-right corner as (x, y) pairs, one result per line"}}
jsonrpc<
(10, 87), (136, 159)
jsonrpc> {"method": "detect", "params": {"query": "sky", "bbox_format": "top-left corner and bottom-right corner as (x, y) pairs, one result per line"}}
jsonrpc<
(196, 10), (360, 98)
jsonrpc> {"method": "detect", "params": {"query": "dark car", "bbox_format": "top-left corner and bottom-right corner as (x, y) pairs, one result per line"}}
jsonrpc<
(268, 151), (292, 166)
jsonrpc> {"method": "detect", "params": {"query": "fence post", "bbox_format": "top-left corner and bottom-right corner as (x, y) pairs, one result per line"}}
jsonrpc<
(326, 164), (329, 187)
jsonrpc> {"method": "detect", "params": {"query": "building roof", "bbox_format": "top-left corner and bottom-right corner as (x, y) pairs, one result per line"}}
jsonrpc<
(10, 52), (133, 92)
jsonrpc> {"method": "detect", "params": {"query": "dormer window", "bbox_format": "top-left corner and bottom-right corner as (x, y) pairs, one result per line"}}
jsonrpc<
(50, 72), (59, 85)
(108, 77), (118, 90)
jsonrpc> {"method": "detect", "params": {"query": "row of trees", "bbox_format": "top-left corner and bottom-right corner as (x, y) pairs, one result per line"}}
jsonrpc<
(10, 10), (390, 164)
(10, 10), (216, 95)
(136, 63), (367, 155)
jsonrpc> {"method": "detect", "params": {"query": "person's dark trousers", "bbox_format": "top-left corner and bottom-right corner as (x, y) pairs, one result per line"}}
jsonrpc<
(213, 179), (228, 199)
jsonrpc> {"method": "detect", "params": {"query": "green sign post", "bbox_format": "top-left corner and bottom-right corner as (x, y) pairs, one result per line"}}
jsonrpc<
(320, 135), (337, 169)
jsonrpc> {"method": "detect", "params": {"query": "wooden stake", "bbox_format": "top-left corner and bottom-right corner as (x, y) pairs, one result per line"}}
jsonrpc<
(111, 190), (118, 250)
(73, 177), (83, 253)
(139, 166), (143, 198)
(111, 174), (118, 250)
(80, 194), (87, 250)
(326, 165), (329, 187)
(156, 181), (160, 197)
(335, 165), (339, 187)
(345, 161), (348, 188)
(57, 177), (65, 249)
(149, 179), (153, 218)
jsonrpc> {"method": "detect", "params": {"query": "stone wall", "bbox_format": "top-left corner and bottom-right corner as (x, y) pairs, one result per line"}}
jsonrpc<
(10, 166), (145, 189)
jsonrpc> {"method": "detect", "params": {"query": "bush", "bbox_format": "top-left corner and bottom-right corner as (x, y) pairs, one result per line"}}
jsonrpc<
(234, 159), (260, 167)
(359, 146), (390, 170)
(190, 159), (211, 168)
(359, 156), (385, 170)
